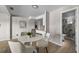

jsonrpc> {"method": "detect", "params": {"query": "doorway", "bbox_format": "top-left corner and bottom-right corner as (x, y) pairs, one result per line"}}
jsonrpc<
(62, 8), (77, 52)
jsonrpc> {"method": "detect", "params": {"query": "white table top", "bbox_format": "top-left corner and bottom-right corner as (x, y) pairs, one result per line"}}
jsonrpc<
(18, 35), (43, 44)
(25, 36), (43, 42)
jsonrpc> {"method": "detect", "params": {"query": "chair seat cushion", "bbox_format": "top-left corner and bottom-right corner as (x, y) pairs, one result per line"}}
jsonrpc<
(24, 45), (37, 53)
(36, 40), (48, 47)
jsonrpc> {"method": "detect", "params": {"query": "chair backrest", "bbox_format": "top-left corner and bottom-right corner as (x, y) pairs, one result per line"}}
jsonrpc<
(36, 33), (50, 47)
(18, 36), (28, 44)
(43, 33), (50, 41)
(46, 33), (50, 39)
(8, 41), (24, 53)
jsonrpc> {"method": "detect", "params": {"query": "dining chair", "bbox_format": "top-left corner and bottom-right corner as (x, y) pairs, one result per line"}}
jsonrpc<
(18, 36), (28, 44)
(36, 33), (50, 53)
(8, 41), (37, 53)
(18, 36), (33, 46)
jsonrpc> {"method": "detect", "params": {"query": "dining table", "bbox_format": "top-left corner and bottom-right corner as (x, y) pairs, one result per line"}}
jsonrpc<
(18, 35), (43, 45)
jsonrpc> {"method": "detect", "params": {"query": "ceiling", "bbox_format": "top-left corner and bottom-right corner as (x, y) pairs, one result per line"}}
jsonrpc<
(0, 5), (9, 14)
(6, 5), (67, 17)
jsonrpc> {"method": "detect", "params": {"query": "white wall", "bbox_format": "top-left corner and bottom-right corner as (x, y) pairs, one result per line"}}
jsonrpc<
(27, 18), (35, 32)
(12, 16), (35, 39)
(49, 8), (62, 45)
(12, 17), (27, 39)
(0, 13), (10, 41)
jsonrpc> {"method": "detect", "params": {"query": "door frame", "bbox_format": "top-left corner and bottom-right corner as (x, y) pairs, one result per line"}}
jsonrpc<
(60, 7), (79, 52)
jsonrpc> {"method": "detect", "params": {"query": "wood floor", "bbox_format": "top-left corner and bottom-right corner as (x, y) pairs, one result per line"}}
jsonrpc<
(56, 39), (76, 53)
(33, 39), (76, 53)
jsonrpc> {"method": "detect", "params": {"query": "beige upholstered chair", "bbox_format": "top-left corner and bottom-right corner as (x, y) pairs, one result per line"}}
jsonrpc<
(8, 41), (37, 53)
(18, 36), (28, 44)
(36, 33), (50, 53)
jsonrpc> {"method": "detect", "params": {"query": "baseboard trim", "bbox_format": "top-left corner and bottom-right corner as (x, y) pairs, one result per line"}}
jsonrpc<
(49, 40), (63, 46)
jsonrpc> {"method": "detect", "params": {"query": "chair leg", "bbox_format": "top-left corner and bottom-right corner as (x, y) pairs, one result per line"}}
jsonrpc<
(45, 47), (48, 53)
(36, 47), (39, 53)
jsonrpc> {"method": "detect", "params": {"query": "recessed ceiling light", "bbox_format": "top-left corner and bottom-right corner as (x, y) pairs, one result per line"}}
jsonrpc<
(32, 5), (39, 9)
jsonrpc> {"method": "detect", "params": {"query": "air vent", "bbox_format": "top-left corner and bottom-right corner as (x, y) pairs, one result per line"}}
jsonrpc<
(9, 7), (14, 10)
